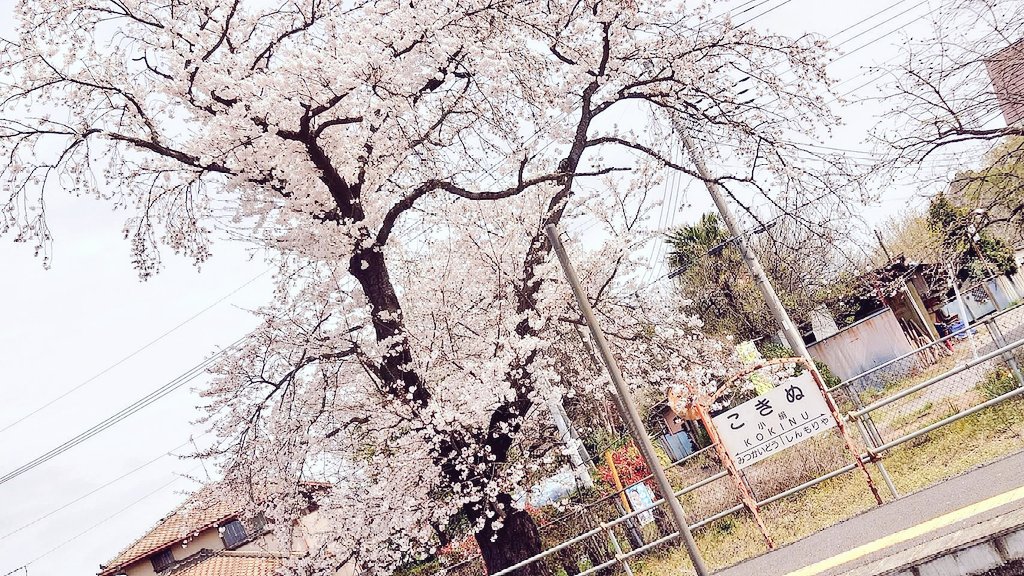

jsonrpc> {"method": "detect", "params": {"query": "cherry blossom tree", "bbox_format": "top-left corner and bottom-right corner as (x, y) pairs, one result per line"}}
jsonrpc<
(0, 0), (844, 573)
(875, 0), (1023, 188)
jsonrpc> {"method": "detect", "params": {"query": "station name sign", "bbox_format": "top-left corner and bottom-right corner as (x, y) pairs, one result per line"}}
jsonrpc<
(711, 372), (835, 469)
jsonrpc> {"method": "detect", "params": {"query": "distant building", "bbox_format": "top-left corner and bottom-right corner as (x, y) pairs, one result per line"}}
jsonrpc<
(97, 485), (353, 576)
(986, 40), (1024, 126)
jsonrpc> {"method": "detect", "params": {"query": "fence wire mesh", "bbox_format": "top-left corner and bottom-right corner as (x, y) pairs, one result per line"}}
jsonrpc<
(533, 445), (731, 575)
(836, 304), (1024, 448)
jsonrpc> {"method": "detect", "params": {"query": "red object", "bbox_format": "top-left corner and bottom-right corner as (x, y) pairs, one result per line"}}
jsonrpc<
(597, 444), (654, 491)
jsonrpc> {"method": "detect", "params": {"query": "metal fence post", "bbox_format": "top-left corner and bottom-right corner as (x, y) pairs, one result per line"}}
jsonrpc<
(613, 499), (645, 551)
(843, 379), (885, 447)
(545, 225), (710, 576)
(986, 319), (1024, 388)
(854, 415), (900, 499)
(605, 526), (635, 576)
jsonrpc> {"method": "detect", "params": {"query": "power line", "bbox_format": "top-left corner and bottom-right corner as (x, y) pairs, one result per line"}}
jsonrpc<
(640, 188), (843, 290)
(829, 0), (935, 66)
(828, 0), (913, 42)
(736, 0), (797, 27)
(735, 0), (918, 94)
(20, 467), (201, 568)
(0, 334), (249, 487)
(823, 2), (945, 105)
(641, 141), (680, 283)
(0, 436), (205, 541)
(0, 268), (269, 435)
(745, 0), (938, 115)
(728, 0), (775, 20)
(660, 1), (932, 235)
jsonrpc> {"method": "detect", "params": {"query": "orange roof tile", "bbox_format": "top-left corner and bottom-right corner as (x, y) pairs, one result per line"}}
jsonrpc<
(173, 553), (283, 576)
(99, 487), (238, 575)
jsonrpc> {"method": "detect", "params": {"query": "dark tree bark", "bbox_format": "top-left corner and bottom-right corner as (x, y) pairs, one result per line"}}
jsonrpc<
(474, 495), (551, 576)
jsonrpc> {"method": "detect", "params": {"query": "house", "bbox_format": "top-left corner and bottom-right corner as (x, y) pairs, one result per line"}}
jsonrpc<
(96, 485), (353, 576)
(780, 257), (948, 382)
(802, 253), (1024, 382)
(649, 401), (700, 461)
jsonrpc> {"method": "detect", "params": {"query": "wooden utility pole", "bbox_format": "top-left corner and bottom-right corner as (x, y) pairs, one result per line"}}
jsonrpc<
(874, 229), (892, 263)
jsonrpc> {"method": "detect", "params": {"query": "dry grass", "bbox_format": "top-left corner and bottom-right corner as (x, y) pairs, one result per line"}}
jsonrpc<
(884, 397), (1024, 494)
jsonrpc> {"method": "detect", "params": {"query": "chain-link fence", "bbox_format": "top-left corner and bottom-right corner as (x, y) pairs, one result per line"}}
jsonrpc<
(526, 445), (732, 576)
(832, 304), (1024, 449)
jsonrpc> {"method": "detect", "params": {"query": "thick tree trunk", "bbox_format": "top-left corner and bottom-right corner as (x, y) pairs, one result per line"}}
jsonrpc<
(474, 503), (550, 576)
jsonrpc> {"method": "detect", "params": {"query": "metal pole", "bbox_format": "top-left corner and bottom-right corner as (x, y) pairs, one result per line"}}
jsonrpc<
(985, 320), (1024, 388)
(544, 225), (710, 576)
(606, 527), (636, 576)
(674, 128), (809, 361)
(613, 498), (646, 550)
(951, 273), (980, 359)
(854, 416), (900, 499)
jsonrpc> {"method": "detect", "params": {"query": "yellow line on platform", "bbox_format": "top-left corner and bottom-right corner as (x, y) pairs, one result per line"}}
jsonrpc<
(782, 484), (1024, 576)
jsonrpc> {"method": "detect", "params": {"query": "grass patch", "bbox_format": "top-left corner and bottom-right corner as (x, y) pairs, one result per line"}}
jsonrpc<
(633, 469), (882, 575)
(978, 367), (1020, 401)
(884, 397), (1024, 494)
(886, 401), (935, 430)
(858, 353), (966, 406)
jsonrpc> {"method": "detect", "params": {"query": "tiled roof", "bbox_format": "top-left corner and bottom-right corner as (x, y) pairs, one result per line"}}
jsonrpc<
(173, 552), (283, 576)
(99, 487), (238, 575)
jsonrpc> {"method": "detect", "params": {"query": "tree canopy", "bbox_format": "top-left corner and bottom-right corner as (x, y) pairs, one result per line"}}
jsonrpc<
(0, 0), (848, 573)
(666, 212), (853, 342)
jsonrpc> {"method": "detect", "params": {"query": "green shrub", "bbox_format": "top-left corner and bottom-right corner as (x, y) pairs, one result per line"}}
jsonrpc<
(977, 367), (1019, 401)
(759, 343), (842, 389)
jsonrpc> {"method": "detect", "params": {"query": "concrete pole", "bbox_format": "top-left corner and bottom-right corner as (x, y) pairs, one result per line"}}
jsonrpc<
(544, 225), (710, 576)
(674, 126), (889, 506)
(548, 398), (594, 489)
(674, 128), (811, 361)
(554, 399), (593, 464)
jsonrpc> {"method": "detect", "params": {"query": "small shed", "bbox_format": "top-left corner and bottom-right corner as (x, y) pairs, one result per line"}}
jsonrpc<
(806, 308), (915, 382)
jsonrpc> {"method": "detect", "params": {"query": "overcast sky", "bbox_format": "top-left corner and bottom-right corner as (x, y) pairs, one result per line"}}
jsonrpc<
(0, 1), (988, 574)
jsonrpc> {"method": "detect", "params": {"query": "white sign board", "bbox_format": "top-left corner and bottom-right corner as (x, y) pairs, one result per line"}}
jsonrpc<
(711, 372), (835, 469)
(625, 482), (656, 526)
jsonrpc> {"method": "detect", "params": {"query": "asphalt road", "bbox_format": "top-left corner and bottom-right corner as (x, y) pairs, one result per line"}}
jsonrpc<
(714, 450), (1024, 576)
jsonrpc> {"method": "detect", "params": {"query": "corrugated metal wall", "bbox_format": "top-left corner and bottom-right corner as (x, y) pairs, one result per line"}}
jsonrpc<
(807, 308), (914, 381)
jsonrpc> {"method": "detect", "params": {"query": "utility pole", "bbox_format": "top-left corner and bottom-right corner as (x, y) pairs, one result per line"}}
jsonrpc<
(544, 224), (711, 576)
(674, 125), (890, 505)
(673, 126), (811, 360)
(547, 398), (594, 489)
(874, 229), (892, 263)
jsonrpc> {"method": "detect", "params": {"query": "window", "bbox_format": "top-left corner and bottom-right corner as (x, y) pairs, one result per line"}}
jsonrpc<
(150, 549), (175, 572)
(221, 519), (248, 549)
